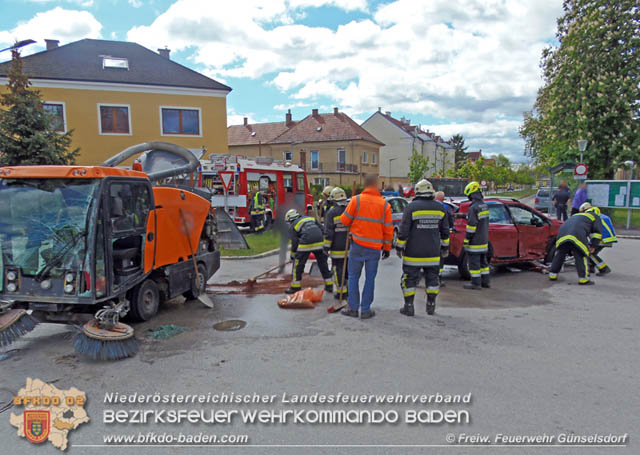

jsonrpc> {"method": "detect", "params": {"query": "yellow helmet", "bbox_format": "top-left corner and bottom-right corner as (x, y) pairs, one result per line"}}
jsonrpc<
(414, 179), (435, 196)
(586, 206), (601, 217)
(285, 209), (300, 222)
(579, 202), (592, 212)
(464, 181), (481, 197)
(330, 187), (347, 202)
(322, 185), (334, 197)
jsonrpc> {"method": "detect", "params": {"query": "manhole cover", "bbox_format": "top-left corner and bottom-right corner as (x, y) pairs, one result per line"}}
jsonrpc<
(213, 320), (246, 331)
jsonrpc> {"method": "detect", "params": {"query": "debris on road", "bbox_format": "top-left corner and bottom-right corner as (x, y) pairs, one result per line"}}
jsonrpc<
(213, 320), (247, 331)
(208, 274), (324, 295)
(148, 325), (188, 340)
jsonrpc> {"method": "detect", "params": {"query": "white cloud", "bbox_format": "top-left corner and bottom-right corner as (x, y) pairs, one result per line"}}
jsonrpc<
(126, 0), (563, 157)
(128, 0), (143, 7)
(0, 7), (102, 54)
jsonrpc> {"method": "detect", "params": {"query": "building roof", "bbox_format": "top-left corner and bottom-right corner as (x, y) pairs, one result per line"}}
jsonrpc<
(270, 111), (384, 145)
(467, 151), (483, 161)
(0, 39), (231, 92)
(229, 109), (384, 147)
(227, 121), (292, 146)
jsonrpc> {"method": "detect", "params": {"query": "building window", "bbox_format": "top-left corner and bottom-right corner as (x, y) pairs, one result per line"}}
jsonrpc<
(314, 178), (330, 187)
(372, 152), (377, 165)
(337, 148), (346, 171)
(98, 104), (130, 134)
(284, 151), (292, 161)
(311, 150), (319, 170)
(161, 107), (201, 135)
(362, 151), (368, 164)
(43, 102), (65, 132)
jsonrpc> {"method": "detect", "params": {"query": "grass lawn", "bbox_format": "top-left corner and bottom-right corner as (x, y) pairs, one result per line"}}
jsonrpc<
(603, 208), (640, 230)
(220, 229), (282, 257)
(486, 188), (537, 200)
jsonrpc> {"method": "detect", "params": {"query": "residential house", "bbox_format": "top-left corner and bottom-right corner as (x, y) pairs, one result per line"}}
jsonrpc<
(228, 108), (383, 187)
(360, 109), (455, 187)
(0, 39), (231, 165)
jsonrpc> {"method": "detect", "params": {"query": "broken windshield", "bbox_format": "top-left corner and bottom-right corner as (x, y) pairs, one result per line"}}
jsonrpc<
(0, 178), (99, 278)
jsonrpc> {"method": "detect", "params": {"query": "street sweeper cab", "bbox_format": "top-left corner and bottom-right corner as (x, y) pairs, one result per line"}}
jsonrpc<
(0, 142), (236, 359)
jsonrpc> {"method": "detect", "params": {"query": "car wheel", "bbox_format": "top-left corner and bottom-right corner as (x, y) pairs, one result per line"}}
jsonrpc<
(458, 243), (494, 280)
(128, 279), (160, 321)
(185, 263), (208, 301)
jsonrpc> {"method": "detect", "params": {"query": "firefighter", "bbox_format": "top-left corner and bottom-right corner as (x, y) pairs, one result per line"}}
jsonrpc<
(318, 185), (335, 220)
(249, 188), (265, 234)
(324, 187), (349, 299)
(396, 180), (449, 316)
(581, 204), (616, 275)
(284, 209), (333, 294)
(549, 202), (603, 285)
(462, 181), (490, 290)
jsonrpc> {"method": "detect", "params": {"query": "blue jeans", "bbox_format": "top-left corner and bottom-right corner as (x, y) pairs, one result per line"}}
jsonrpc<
(347, 242), (381, 313)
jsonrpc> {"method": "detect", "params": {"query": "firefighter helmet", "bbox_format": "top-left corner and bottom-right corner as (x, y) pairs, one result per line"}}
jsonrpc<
(464, 181), (481, 197)
(322, 185), (334, 197)
(414, 179), (435, 197)
(579, 202), (592, 212)
(285, 209), (300, 222)
(330, 187), (347, 202)
(587, 206), (601, 217)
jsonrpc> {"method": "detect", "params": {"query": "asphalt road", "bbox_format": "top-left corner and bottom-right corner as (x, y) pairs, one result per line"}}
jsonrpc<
(1, 240), (639, 455)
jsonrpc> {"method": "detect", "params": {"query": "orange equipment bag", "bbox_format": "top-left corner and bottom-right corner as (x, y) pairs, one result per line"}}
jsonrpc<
(277, 288), (325, 309)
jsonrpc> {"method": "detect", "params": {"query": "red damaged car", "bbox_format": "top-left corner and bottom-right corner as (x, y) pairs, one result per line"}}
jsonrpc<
(444, 198), (562, 279)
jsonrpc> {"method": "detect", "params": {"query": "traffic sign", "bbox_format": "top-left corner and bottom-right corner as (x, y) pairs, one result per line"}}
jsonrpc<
(480, 180), (487, 187)
(218, 171), (234, 191)
(574, 163), (588, 176)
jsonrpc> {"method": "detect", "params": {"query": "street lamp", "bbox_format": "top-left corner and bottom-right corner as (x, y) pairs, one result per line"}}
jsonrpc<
(0, 39), (36, 54)
(623, 160), (635, 230)
(577, 139), (588, 163)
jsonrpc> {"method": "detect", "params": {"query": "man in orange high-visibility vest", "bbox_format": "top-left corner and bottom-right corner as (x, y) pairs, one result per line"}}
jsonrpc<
(340, 174), (393, 319)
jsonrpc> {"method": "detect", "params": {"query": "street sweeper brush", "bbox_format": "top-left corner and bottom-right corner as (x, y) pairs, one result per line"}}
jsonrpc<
(73, 319), (138, 361)
(0, 309), (39, 347)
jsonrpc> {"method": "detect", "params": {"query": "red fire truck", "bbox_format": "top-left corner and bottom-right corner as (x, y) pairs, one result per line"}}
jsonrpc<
(198, 155), (314, 227)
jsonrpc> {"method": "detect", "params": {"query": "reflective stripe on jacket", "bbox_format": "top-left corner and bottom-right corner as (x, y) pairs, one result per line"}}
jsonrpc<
(324, 204), (348, 258)
(289, 216), (324, 252)
(340, 187), (394, 251)
(250, 192), (265, 215)
(397, 197), (450, 266)
(600, 214), (617, 244)
(464, 193), (489, 253)
(556, 211), (603, 255)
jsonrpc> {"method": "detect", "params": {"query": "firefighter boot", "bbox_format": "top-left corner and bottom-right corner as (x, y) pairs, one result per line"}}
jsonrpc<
(481, 274), (491, 289)
(400, 296), (415, 317)
(324, 284), (334, 293)
(426, 294), (436, 315)
(464, 280), (482, 290)
(284, 287), (299, 295)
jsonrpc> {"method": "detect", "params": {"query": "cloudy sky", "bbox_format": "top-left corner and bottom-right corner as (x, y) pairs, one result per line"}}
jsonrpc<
(0, 0), (564, 161)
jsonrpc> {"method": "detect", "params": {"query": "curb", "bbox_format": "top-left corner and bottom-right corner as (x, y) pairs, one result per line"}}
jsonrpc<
(221, 247), (286, 260)
(618, 235), (640, 240)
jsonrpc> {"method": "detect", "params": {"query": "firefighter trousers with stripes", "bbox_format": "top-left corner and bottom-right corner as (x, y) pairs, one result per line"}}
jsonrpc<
(468, 253), (490, 287)
(588, 246), (610, 273)
(291, 250), (333, 289)
(549, 242), (589, 283)
(331, 257), (348, 294)
(401, 264), (440, 304)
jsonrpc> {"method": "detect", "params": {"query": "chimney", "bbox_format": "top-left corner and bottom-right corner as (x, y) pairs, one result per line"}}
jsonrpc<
(45, 39), (59, 51)
(385, 111), (391, 116)
(312, 108), (319, 116)
(400, 116), (405, 123)
(285, 109), (292, 125)
(243, 117), (248, 126)
(333, 107), (339, 115)
(157, 47), (171, 59)
(377, 107), (381, 112)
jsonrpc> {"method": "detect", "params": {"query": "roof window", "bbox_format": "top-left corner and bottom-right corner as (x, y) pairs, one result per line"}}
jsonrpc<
(103, 57), (129, 70)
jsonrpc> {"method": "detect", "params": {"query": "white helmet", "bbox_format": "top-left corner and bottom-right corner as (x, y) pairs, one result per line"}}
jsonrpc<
(330, 187), (347, 203)
(285, 209), (300, 223)
(414, 179), (435, 197)
(579, 202), (592, 212)
(322, 185), (334, 197)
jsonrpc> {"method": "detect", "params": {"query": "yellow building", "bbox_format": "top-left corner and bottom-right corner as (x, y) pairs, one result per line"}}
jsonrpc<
(0, 39), (231, 165)
(228, 108), (383, 187)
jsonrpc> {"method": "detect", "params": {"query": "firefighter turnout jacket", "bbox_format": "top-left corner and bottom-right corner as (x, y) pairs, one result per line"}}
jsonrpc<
(324, 204), (348, 258)
(556, 211), (602, 255)
(319, 198), (335, 220)
(340, 187), (394, 251)
(464, 192), (489, 253)
(600, 213), (617, 245)
(396, 197), (450, 266)
(289, 215), (325, 252)
(250, 192), (265, 216)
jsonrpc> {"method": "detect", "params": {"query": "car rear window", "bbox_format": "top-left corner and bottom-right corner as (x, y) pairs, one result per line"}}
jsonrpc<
(537, 190), (549, 197)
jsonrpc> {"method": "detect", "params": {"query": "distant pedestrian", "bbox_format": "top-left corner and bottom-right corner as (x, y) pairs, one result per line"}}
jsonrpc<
(340, 174), (393, 319)
(571, 182), (587, 215)
(435, 190), (454, 286)
(553, 181), (571, 221)
(249, 189), (265, 233)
